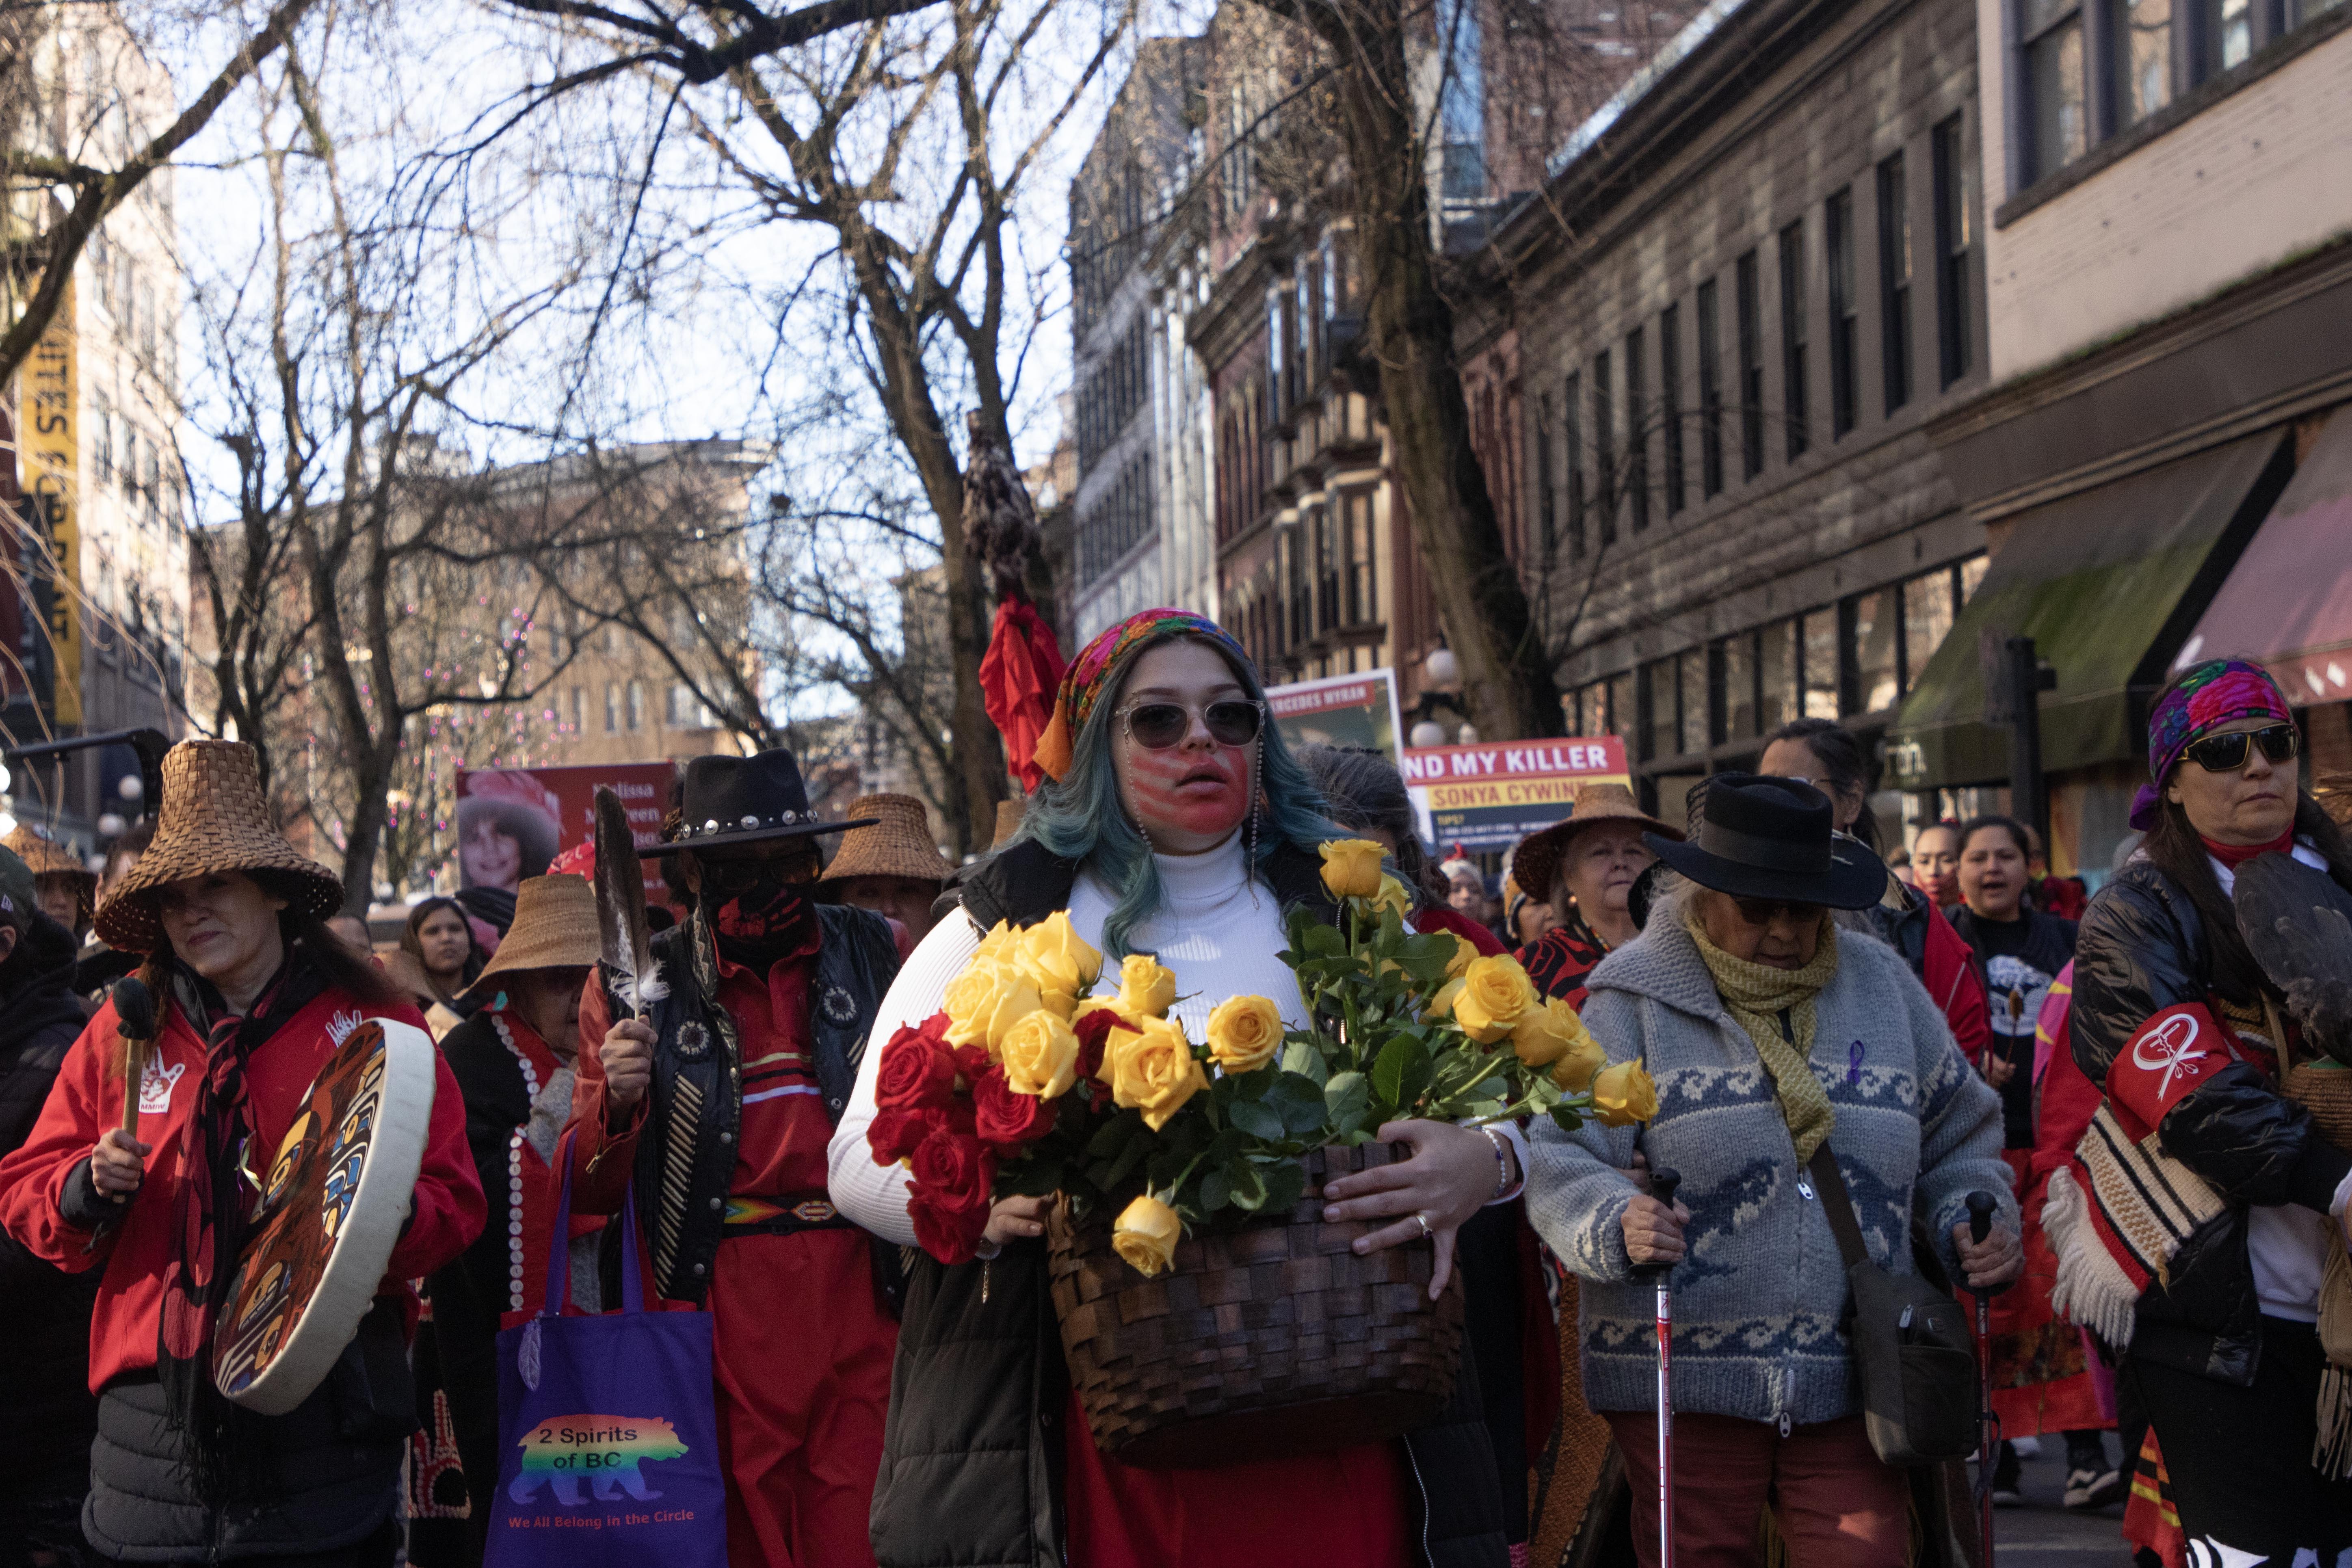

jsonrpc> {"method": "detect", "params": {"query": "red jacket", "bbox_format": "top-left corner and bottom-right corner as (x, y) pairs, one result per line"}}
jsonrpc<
(0, 986), (484, 1394)
(1920, 902), (1993, 1069)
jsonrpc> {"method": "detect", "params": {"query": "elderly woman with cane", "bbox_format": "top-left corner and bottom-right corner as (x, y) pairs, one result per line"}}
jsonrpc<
(1528, 774), (2020, 1568)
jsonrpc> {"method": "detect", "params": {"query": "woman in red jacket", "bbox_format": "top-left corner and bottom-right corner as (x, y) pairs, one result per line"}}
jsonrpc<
(0, 741), (484, 1567)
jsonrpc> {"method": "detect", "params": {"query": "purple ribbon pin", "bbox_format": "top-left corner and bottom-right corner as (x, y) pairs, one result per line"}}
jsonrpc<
(1848, 1040), (1864, 1085)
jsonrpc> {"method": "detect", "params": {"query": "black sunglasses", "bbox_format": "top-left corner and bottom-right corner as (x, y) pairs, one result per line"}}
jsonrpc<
(1731, 896), (1824, 927)
(1121, 699), (1265, 750)
(2184, 723), (2299, 774)
(698, 849), (818, 891)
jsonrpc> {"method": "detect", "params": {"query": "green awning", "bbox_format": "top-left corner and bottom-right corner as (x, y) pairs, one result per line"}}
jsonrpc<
(1887, 430), (2291, 791)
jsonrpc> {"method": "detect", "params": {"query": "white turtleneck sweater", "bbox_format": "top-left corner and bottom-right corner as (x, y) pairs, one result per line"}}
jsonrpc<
(827, 832), (1525, 1246)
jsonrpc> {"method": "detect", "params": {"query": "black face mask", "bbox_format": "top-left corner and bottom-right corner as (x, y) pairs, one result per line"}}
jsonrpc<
(700, 869), (819, 968)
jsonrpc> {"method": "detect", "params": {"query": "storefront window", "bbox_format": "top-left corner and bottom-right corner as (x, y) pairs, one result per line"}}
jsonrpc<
(1802, 609), (1841, 719)
(1960, 553), (1988, 603)
(1851, 590), (1900, 714)
(1902, 569), (1957, 694)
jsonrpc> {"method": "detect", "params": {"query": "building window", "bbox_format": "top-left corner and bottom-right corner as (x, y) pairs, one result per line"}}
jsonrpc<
(2022, 0), (2088, 183)
(1932, 115), (1972, 389)
(1696, 279), (1724, 497)
(1802, 608), (1840, 718)
(626, 680), (645, 732)
(1877, 153), (1912, 416)
(1608, 670), (1638, 756)
(1760, 620), (1799, 730)
(1593, 351), (1616, 548)
(1641, 658), (1677, 763)
(1826, 188), (1859, 440)
(92, 398), (113, 486)
(2196, 0), (2253, 77)
(1624, 327), (1649, 533)
(569, 686), (584, 733)
(1659, 304), (1686, 515)
(1345, 490), (1377, 625)
(1564, 372), (1586, 560)
(604, 683), (619, 733)
(1735, 252), (1764, 481)
(2116, 0), (2174, 125)
(1533, 394), (1557, 552)
(1848, 591), (1899, 714)
(1679, 651), (1708, 757)
(1716, 631), (1757, 743)
(1779, 221), (1809, 461)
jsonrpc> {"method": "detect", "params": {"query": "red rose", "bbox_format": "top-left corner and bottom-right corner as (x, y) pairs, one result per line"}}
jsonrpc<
(867, 1106), (928, 1165)
(952, 1043), (991, 1087)
(1073, 1008), (1132, 1085)
(971, 1063), (1059, 1154)
(909, 1185), (991, 1265)
(875, 1016), (957, 1112)
(908, 1123), (991, 1204)
(906, 1125), (996, 1264)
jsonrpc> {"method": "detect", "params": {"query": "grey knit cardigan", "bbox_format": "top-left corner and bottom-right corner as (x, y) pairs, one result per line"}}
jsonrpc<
(1525, 897), (2015, 1429)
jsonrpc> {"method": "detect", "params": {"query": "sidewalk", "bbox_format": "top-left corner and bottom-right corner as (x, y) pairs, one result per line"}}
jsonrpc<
(1993, 1439), (2138, 1568)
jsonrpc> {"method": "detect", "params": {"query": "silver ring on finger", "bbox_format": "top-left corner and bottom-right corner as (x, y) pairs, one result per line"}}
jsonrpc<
(1412, 1211), (1432, 1240)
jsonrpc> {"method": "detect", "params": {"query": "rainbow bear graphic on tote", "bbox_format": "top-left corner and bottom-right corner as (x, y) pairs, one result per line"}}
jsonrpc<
(508, 1415), (688, 1507)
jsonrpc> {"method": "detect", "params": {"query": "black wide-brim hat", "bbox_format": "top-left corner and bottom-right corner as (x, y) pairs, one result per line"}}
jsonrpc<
(1644, 772), (1888, 910)
(644, 749), (876, 858)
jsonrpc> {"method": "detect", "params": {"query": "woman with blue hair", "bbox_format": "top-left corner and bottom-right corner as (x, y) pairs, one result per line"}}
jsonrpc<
(830, 609), (1514, 1568)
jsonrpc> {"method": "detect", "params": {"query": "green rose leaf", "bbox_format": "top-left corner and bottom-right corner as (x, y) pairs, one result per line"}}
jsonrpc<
(1268, 1072), (1330, 1139)
(1227, 1097), (1286, 1141)
(1226, 1157), (1269, 1211)
(1259, 1158), (1308, 1214)
(1324, 1070), (1370, 1134)
(1279, 1036), (1329, 1085)
(1370, 1033), (1430, 1110)
(1199, 1167), (1232, 1212)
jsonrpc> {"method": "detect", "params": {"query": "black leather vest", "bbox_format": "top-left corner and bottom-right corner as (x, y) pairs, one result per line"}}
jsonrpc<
(625, 902), (898, 1304)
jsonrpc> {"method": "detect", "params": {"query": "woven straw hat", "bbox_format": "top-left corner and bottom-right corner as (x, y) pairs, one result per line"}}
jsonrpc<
(1507, 782), (1683, 907)
(94, 740), (343, 953)
(5, 824), (94, 885)
(458, 874), (599, 1005)
(820, 794), (953, 885)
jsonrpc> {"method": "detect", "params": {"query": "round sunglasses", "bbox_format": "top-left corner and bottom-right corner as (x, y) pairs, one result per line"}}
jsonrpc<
(2184, 722), (2299, 774)
(1119, 698), (1265, 750)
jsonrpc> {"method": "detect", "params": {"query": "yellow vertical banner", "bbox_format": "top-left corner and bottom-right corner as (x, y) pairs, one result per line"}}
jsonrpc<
(23, 277), (80, 725)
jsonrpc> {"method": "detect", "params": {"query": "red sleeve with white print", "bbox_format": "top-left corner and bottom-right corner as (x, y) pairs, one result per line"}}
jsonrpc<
(2103, 1002), (2242, 1139)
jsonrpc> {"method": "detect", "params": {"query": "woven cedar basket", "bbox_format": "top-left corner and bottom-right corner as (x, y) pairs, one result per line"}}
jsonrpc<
(1047, 1140), (1465, 1469)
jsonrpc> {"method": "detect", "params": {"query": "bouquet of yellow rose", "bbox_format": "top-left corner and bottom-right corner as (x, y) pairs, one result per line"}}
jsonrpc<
(868, 840), (1653, 1276)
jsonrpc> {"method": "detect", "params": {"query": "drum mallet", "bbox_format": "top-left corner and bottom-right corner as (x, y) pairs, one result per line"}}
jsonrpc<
(1966, 1190), (2009, 1568)
(1634, 1166), (1685, 1568)
(108, 976), (157, 1201)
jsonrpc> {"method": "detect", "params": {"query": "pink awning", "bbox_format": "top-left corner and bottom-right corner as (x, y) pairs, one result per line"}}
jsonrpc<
(2177, 411), (2352, 704)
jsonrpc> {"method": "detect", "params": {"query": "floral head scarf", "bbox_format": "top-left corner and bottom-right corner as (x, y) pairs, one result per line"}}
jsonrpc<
(1032, 609), (1252, 782)
(2130, 657), (2293, 829)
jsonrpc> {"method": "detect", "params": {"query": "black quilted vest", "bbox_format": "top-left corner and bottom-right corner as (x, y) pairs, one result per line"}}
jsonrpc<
(625, 902), (899, 1304)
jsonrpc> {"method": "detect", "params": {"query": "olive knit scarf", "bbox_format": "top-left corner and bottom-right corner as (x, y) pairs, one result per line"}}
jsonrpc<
(1683, 904), (1842, 1162)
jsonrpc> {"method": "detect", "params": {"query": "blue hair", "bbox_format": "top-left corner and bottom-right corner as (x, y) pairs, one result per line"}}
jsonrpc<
(1014, 631), (1334, 956)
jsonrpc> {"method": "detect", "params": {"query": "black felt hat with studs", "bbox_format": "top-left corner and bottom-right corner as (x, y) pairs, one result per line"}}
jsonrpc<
(643, 749), (875, 857)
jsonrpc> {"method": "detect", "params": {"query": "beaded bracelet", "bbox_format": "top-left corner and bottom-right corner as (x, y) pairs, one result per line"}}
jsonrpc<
(1480, 1125), (1515, 1201)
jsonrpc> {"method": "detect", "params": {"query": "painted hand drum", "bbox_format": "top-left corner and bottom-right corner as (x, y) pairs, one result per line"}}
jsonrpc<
(215, 1016), (438, 1415)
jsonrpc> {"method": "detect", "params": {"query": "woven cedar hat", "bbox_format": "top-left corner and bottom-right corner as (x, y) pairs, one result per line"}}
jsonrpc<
(458, 874), (599, 1005)
(95, 740), (343, 953)
(1508, 783), (1683, 906)
(5, 824), (95, 885)
(819, 794), (953, 885)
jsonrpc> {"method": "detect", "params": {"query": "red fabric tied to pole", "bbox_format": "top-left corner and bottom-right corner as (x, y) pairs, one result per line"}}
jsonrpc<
(980, 596), (1065, 791)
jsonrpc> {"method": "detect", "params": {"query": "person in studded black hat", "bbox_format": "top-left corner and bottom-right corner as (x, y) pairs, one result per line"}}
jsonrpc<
(564, 747), (902, 1568)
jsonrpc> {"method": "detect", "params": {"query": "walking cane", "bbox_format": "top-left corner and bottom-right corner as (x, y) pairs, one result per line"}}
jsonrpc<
(1966, 1190), (2007, 1568)
(1635, 1167), (1684, 1568)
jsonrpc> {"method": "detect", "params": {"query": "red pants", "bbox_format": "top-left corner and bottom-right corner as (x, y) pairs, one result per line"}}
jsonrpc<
(1605, 1411), (1909, 1568)
(708, 1229), (897, 1568)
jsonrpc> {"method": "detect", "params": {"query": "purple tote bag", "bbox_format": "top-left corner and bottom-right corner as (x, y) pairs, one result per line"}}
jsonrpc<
(486, 1139), (727, 1568)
